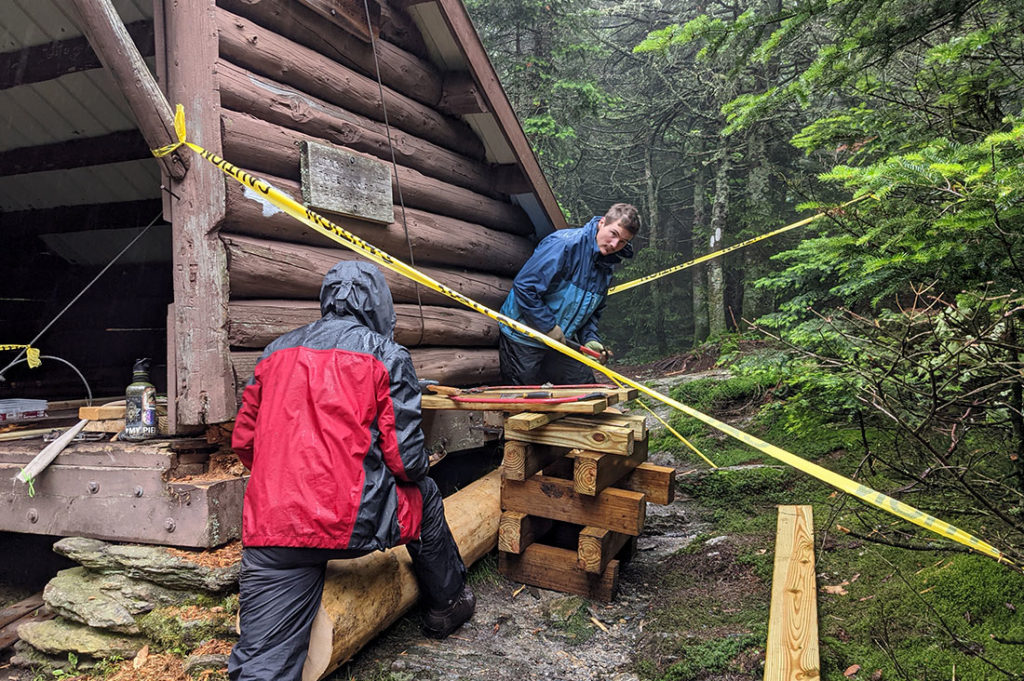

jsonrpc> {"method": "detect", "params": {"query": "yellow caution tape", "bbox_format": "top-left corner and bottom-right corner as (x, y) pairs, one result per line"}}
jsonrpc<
(0, 344), (41, 368)
(608, 195), (875, 295)
(634, 397), (718, 469)
(155, 105), (1017, 569)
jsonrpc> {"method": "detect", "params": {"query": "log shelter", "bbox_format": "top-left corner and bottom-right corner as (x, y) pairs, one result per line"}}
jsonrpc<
(0, 0), (568, 547)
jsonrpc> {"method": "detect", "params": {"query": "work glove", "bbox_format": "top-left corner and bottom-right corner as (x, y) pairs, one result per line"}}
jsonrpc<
(585, 340), (613, 364)
(548, 325), (566, 344)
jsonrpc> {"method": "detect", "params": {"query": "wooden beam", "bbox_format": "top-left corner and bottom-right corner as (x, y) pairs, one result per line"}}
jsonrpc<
(577, 526), (631, 575)
(218, 61), (494, 198)
(500, 441), (569, 482)
(160, 0), (235, 425)
(618, 462), (676, 506)
(222, 171), (534, 276)
(220, 109), (530, 235)
(503, 411), (568, 432)
(765, 505), (820, 681)
(566, 443), (649, 496)
(439, 72), (488, 115)
(216, 7), (483, 159)
(0, 130), (150, 177)
(297, 0), (379, 43)
(561, 412), (647, 440)
(0, 199), (163, 237)
(498, 511), (551, 554)
(0, 19), (153, 90)
(499, 544), (618, 602)
(221, 232), (512, 309)
(501, 475), (646, 536)
(68, 0), (187, 181)
(227, 299), (498, 349)
(505, 419), (634, 456)
(422, 393), (608, 414)
(430, 0), (567, 230)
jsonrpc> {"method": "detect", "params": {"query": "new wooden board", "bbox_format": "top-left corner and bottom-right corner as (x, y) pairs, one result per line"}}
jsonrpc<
(618, 462), (676, 506)
(765, 505), (820, 681)
(498, 511), (552, 554)
(499, 544), (619, 602)
(500, 441), (570, 482)
(501, 475), (646, 536)
(503, 411), (568, 431)
(577, 526), (631, 575)
(506, 419), (634, 456)
(421, 393), (608, 414)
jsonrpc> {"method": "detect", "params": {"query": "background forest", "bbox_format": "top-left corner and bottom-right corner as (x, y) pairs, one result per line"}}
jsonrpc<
(466, 1), (1024, 675)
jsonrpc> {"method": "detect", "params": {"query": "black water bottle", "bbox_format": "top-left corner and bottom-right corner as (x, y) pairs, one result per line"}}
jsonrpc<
(124, 358), (157, 440)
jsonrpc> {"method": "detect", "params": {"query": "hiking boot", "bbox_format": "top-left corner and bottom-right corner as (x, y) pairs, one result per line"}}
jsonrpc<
(422, 584), (476, 639)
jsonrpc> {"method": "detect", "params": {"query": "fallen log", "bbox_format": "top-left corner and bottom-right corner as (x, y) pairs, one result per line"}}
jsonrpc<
(216, 7), (482, 159)
(231, 347), (499, 400)
(222, 232), (511, 308)
(220, 109), (530, 235)
(222, 170), (535, 275)
(227, 300), (498, 348)
(302, 468), (501, 679)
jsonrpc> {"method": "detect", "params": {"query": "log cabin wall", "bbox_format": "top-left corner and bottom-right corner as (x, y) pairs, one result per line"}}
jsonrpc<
(208, 0), (544, 406)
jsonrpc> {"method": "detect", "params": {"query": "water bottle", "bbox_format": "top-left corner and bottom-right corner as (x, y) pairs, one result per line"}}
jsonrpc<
(124, 358), (157, 440)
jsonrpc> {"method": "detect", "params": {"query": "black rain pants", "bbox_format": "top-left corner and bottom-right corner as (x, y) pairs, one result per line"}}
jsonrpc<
(498, 333), (597, 386)
(227, 476), (466, 681)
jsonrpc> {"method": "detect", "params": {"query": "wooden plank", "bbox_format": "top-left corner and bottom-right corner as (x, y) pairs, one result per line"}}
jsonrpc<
(506, 419), (633, 455)
(561, 412), (646, 439)
(420, 393), (607, 414)
(498, 511), (552, 554)
(504, 411), (568, 431)
(0, 594), (44, 630)
(567, 441), (648, 496)
(618, 462), (676, 506)
(0, 443), (177, 470)
(577, 527), (631, 575)
(501, 475), (646, 536)
(78, 402), (126, 420)
(68, 0), (186, 180)
(500, 441), (569, 482)
(765, 505), (820, 681)
(162, 0), (235, 426)
(82, 419), (125, 433)
(498, 545), (618, 602)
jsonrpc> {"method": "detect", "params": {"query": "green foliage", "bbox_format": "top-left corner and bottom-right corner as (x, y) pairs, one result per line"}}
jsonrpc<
(654, 634), (761, 681)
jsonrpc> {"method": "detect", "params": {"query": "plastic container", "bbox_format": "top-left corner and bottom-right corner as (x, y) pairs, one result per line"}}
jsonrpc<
(0, 398), (48, 424)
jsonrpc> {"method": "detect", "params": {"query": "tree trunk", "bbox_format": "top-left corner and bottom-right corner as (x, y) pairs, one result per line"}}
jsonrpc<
(644, 143), (667, 354)
(707, 152), (731, 337)
(742, 132), (772, 325)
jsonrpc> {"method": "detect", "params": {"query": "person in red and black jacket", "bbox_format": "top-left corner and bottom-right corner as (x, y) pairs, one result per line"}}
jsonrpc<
(228, 261), (474, 681)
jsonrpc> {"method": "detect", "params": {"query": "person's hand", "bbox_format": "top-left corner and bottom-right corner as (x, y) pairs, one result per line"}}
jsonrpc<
(548, 325), (566, 344)
(585, 340), (613, 363)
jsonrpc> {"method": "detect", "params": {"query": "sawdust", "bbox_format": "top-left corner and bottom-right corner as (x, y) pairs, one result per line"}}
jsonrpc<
(191, 638), (234, 656)
(174, 452), (247, 482)
(104, 653), (189, 681)
(165, 540), (242, 569)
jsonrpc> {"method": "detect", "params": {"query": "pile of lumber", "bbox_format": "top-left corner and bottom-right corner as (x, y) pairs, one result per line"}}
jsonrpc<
(494, 392), (676, 601)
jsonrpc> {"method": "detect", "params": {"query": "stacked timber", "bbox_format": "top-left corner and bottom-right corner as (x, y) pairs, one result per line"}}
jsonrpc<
(497, 402), (676, 601)
(212, 0), (539, 397)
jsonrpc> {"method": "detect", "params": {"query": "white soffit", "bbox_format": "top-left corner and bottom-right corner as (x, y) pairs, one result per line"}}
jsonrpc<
(0, 159), (160, 211)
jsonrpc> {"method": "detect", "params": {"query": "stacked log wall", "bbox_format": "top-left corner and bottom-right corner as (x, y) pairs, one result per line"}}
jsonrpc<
(213, 0), (538, 394)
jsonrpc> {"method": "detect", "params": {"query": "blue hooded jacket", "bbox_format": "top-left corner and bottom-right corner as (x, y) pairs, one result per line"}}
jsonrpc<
(500, 216), (633, 348)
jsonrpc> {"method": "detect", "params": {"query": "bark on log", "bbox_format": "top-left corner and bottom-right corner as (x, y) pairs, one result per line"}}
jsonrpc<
(222, 170), (535, 275)
(216, 7), (483, 159)
(223, 233), (511, 307)
(218, 61), (497, 197)
(303, 469), (501, 678)
(231, 348), (499, 397)
(228, 300), (498, 348)
(216, 0), (442, 106)
(220, 109), (530, 235)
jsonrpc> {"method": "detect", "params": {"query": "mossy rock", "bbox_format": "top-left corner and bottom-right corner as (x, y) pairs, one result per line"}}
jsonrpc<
(137, 604), (237, 652)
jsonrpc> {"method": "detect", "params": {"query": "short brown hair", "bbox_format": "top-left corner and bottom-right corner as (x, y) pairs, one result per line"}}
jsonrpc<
(604, 203), (640, 235)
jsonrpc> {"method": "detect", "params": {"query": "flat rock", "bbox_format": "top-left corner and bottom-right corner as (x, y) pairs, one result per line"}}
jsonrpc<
(43, 567), (188, 633)
(53, 537), (239, 592)
(17, 617), (146, 658)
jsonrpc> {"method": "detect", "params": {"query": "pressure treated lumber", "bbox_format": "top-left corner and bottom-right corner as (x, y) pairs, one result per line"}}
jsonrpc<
(505, 419), (634, 456)
(498, 511), (552, 555)
(504, 411), (568, 431)
(617, 463), (676, 506)
(227, 300), (498, 348)
(501, 475), (646, 536)
(560, 412), (646, 439)
(218, 62), (495, 197)
(230, 348), (500, 402)
(222, 233), (511, 308)
(217, 0), (442, 107)
(765, 505), (820, 681)
(500, 441), (570, 482)
(220, 109), (528, 234)
(499, 544), (619, 602)
(301, 469), (501, 678)
(421, 393), (608, 414)
(222, 171), (533, 275)
(216, 7), (483, 159)
(566, 443), (649, 497)
(577, 526), (631, 575)
(78, 402), (126, 421)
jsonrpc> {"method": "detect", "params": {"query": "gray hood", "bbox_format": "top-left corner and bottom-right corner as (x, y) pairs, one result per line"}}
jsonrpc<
(319, 261), (396, 338)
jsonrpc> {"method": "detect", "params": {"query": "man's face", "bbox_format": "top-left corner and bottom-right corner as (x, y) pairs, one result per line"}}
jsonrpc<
(596, 217), (634, 256)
